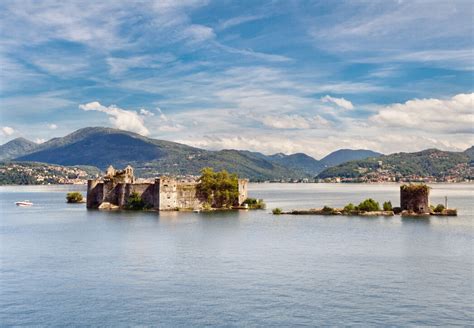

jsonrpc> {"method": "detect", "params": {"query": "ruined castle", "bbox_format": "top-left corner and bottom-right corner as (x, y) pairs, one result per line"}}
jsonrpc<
(87, 165), (248, 211)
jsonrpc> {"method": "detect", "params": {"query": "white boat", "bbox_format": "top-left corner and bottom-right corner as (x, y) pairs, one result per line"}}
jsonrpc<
(15, 200), (33, 207)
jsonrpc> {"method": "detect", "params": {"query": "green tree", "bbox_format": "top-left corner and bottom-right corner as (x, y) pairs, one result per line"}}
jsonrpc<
(383, 201), (393, 211)
(358, 198), (380, 212)
(344, 203), (355, 212)
(125, 192), (148, 210)
(196, 167), (239, 208)
(66, 192), (83, 203)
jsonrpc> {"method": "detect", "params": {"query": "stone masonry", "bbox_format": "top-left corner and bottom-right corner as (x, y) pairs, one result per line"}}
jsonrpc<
(87, 165), (248, 211)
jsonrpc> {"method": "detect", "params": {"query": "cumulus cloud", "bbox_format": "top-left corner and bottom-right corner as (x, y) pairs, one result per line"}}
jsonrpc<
(261, 115), (330, 129)
(321, 95), (354, 110)
(48, 123), (58, 129)
(79, 101), (150, 136)
(1, 126), (15, 136)
(35, 138), (46, 144)
(370, 93), (474, 133)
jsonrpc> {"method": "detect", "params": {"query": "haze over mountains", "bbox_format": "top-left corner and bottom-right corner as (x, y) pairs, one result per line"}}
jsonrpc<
(1, 127), (385, 180)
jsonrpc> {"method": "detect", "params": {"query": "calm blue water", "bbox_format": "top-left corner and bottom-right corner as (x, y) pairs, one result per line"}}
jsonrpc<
(1, 183), (473, 327)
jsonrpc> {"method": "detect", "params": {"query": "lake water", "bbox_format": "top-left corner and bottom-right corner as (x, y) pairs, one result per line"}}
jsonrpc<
(1, 183), (473, 326)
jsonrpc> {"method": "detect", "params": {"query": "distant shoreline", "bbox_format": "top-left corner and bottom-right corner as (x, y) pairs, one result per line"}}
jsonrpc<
(1, 181), (474, 187)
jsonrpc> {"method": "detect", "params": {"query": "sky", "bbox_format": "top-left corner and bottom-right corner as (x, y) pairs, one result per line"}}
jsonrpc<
(0, 0), (473, 158)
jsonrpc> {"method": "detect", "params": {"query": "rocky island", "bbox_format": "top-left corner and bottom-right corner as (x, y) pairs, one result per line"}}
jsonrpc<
(273, 184), (457, 217)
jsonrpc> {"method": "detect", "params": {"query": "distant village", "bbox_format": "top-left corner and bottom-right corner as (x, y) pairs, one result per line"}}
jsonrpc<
(0, 163), (94, 185)
(318, 161), (472, 184)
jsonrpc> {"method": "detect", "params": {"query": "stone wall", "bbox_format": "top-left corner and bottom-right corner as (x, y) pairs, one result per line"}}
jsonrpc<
(176, 182), (201, 209)
(126, 183), (155, 208)
(87, 180), (104, 208)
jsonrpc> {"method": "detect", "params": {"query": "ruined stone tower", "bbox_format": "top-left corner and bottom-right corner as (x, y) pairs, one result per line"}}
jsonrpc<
(400, 184), (430, 214)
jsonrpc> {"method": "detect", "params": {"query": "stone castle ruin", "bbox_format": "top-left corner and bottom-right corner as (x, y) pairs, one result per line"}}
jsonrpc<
(400, 184), (430, 214)
(87, 165), (248, 211)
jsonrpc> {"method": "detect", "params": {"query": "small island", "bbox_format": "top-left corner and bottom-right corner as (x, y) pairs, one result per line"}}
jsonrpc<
(86, 165), (262, 212)
(273, 184), (457, 217)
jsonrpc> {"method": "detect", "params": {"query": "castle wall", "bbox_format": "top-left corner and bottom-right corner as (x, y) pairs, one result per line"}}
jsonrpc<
(176, 182), (201, 209)
(126, 183), (155, 208)
(87, 180), (104, 208)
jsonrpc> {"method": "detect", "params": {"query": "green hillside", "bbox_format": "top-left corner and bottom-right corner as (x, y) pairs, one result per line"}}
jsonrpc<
(318, 149), (472, 180)
(14, 127), (303, 181)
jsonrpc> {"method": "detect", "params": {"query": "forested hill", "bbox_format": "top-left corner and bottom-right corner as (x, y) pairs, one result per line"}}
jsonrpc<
(318, 148), (473, 181)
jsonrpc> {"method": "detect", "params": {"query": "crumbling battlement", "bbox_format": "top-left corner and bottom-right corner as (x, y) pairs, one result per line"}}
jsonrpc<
(87, 165), (248, 211)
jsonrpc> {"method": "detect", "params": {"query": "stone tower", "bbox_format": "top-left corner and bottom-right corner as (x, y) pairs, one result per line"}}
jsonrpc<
(400, 184), (430, 214)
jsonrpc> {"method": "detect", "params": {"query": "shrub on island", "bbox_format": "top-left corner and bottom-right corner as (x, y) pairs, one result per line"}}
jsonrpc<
(272, 208), (282, 215)
(322, 205), (335, 214)
(383, 201), (393, 211)
(433, 204), (445, 213)
(343, 203), (356, 212)
(125, 192), (151, 210)
(357, 198), (380, 212)
(66, 192), (84, 203)
(243, 198), (266, 209)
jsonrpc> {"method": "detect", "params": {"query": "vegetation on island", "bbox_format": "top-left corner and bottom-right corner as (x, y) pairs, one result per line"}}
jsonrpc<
(272, 208), (282, 215)
(196, 167), (240, 208)
(243, 198), (266, 209)
(400, 183), (430, 195)
(357, 198), (381, 212)
(273, 198), (395, 216)
(125, 192), (151, 210)
(430, 204), (445, 213)
(383, 201), (393, 211)
(66, 192), (84, 203)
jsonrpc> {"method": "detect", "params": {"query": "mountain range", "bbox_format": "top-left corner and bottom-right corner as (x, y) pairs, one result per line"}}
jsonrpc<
(0, 127), (384, 180)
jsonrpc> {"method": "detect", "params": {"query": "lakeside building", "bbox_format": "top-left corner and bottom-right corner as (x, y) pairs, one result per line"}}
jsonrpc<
(87, 165), (248, 211)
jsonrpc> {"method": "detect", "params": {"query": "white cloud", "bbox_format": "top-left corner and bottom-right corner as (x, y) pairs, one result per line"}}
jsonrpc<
(217, 14), (265, 30)
(261, 114), (330, 129)
(79, 101), (150, 136)
(139, 109), (154, 117)
(321, 95), (354, 110)
(308, 1), (472, 70)
(48, 123), (58, 130)
(1, 126), (15, 136)
(370, 93), (474, 133)
(35, 138), (46, 144)
(182, 24), (215, 43)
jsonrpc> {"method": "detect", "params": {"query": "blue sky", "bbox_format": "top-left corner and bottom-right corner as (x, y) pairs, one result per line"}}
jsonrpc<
(0, 0), (473, 158)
